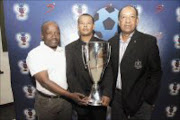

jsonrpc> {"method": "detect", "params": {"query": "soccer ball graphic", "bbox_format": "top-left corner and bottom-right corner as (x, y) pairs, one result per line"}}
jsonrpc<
(94, 5), (119, 41)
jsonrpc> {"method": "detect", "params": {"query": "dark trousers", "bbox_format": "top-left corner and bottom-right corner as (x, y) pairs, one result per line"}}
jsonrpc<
(111, 89), (153, 120)
(75, 105), (107, 120)
(35, 92), (72, 120)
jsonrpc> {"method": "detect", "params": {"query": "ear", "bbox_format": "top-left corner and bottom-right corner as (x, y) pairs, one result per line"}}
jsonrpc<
(41, 34), (44, 40)
(93, 24), (95, 30)
(136, 17), (139, 26)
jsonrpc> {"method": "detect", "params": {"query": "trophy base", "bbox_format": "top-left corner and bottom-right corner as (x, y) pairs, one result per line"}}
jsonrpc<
(88, 99), (102, 106)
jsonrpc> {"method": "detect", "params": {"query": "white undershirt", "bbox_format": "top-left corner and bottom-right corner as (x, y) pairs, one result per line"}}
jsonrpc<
(116, 33), (134, 89)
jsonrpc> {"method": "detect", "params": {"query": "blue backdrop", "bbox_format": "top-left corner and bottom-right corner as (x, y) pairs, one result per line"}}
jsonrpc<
(3, 0), (180, 120)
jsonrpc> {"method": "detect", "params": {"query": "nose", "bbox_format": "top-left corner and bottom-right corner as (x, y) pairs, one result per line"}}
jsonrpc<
(83, 23), (87, 27)
(125, 17), (131, 23)
(51, 32), (58, 39)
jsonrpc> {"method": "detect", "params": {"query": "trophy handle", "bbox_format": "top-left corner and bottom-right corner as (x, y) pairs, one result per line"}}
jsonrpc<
(82, 45), (88, 69)
(106, 45), (111, 65)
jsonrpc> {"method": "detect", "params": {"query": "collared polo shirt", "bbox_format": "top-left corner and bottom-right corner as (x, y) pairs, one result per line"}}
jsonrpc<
(26, 41), (67, 96)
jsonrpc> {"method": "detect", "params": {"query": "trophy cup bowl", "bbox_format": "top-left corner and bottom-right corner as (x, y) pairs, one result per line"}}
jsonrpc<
(82, 41), (111, 106)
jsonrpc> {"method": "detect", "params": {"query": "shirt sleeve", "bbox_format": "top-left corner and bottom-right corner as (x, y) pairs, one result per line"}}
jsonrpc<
(26, 51), (47, 76)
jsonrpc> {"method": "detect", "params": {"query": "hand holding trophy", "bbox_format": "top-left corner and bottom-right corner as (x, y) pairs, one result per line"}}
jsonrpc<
(82, 41), (111, 106)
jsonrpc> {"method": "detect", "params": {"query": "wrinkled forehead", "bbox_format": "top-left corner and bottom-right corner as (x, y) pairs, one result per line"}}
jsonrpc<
(119, 6), (138, 17)
(121, 7), (136, 15)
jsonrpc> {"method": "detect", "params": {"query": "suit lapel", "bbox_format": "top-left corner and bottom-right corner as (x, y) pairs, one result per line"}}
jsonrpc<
(113, 35), (120, 72)
(75, 40), (85, 68)
(121, 31), (140, 62)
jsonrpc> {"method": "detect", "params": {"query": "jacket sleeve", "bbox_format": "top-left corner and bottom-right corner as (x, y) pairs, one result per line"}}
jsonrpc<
(65, 46), (85, 95)
(101, 56), (114, 99)
(143, 37), (162, 105)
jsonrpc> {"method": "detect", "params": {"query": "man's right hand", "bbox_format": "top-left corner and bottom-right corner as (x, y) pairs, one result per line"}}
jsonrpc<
(70, 92), (88, 105)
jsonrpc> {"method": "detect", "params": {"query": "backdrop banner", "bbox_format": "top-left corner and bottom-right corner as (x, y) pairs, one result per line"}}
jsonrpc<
(3, 0), (180, 119)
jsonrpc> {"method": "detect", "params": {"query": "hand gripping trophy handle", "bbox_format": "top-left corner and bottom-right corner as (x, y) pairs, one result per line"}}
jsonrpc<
(82, 41), (111, 106)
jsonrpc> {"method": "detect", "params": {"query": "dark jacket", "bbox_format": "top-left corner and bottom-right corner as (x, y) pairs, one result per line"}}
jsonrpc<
(66, 36), (113, 99)
(109, 30), (162, 116)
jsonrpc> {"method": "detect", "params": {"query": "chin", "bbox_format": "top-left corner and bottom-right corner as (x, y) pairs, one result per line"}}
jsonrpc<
(81, 33), (92, 36)
(50, 44), (58, 48)
(123, 30), (134, 34)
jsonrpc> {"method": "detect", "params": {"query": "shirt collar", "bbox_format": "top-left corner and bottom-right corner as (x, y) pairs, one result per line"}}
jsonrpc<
(78, 36), (97, 45)
(119, 32), (134, 44)
(40, 41), (63, 52)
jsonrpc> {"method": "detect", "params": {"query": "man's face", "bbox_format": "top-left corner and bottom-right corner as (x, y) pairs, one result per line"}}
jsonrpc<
(41, 23), (60, 49)
(119, 6), (139, 34)
(78, 15), (94, 36)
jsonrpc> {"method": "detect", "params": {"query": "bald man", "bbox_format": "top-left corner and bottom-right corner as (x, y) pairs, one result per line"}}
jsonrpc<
(26, 21), (85, 120)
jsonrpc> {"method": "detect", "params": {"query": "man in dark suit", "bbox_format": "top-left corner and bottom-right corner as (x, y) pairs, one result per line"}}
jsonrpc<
(109, 5), (162, 120)
(66, 14), (113, 120)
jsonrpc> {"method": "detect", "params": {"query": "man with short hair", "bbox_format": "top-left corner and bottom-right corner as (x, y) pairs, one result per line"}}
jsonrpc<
(66, 14), (113, 120)
(109, 6), (162, 120)
(26, 21), (84, 120)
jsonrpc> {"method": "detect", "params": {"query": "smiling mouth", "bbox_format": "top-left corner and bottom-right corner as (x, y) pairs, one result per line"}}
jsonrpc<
(83, 29), (89, 31)
(125, 25), (131, 27)
(51, 39), (58, 43)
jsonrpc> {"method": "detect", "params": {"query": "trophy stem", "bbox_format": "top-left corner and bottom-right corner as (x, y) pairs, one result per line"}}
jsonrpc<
(82, 41), (111, 106)
(88, 83), (102, 106)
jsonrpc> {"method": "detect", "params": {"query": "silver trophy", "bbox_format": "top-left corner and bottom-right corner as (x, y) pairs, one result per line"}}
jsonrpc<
(82, 41), (111, 106)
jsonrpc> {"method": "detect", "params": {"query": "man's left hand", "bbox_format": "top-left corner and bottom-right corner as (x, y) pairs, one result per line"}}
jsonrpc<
(101, 96), (110, 107)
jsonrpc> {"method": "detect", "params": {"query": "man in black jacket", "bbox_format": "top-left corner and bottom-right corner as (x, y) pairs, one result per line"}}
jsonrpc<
(66, 14), (113, 120)
(109, 5), (162, 120)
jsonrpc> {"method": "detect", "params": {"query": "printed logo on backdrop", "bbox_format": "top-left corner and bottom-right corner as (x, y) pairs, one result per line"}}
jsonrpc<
(154, 32), (163, 40)
(18, 60), (29, 74)
(171, 59), (180, 72)
(24, 108), (36, 120)
(72, 4), (88, 20)
(94, 4), (119, 41)
(156, 4), (164, 13)
(173, 34), (180, 49)
(16, 32), (31, 48)
(133, 5), (143, 16)
(13, 3), (29, 21)
(169, 82), (180, 96)
(166, 105), (177, 117)
(45, 2), (56, 14)
(23, 85), (36, 99)
(176, 7), (180, 22)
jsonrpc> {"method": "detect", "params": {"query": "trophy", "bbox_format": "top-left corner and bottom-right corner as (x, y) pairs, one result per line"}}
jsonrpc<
(82, 41), (111, 106)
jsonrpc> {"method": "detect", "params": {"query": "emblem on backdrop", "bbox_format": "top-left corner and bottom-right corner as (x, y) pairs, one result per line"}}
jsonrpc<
(24, 108), (36, 120)
(169, 82), (180, 96)
(72, 4), (88, 20)
(156, 4), (164, 13)
(18, 60), (29, 74)
(176, 7), (180, 22)
(16, 32), (31, 48)
(133, 4), (143, 16)
(13, 3), (29, 21)
(171, 59), (180, 72)
(173, 34), (180, 49)
(154, 32), (163, 40)
(165, 105), (177, 117)
(23, 85), (36, 99)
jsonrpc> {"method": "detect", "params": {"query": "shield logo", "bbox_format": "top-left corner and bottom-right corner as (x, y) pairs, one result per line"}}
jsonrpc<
(134, 59), (142, 69)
